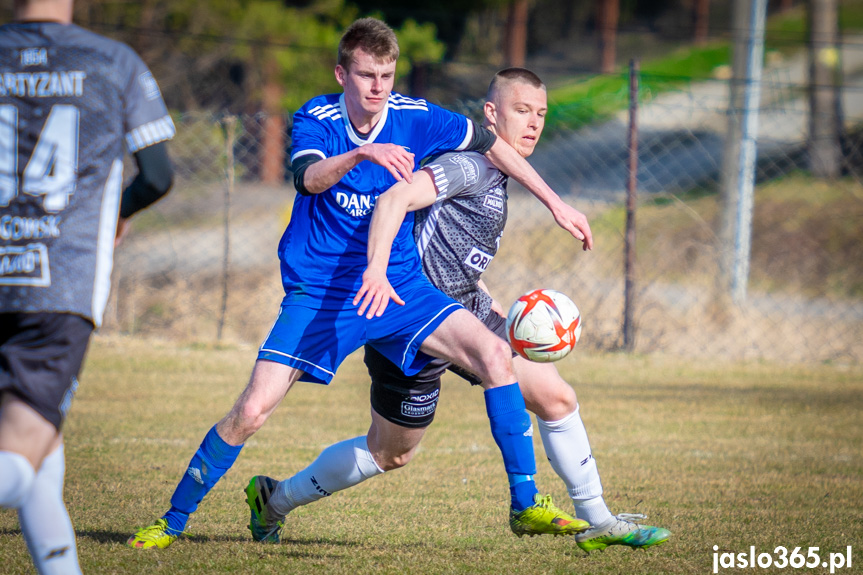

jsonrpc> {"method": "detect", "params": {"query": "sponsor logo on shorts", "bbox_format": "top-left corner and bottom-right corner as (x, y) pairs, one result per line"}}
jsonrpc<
(483, 194), (504, 213)
(401, 389), (440, 418)
(59, 377), (78, 419)
(464, 246), (494, 272)
(523, 424), (533, 437)
(0, 243), (50, 286)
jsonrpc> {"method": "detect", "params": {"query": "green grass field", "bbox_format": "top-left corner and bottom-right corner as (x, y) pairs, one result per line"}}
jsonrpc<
(1, 337), (861, 574)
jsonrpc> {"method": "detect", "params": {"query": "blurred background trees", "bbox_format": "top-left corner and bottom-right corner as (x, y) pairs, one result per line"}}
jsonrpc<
(0, 0), (847, 187)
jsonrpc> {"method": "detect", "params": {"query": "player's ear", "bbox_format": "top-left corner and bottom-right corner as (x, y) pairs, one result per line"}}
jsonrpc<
(483, 101), (496, 126)
(335, 65), (347, 87)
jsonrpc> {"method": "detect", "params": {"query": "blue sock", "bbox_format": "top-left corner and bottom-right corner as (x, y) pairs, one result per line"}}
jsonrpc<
(161, 426), (243, 535)
(484, 383), (538, 512)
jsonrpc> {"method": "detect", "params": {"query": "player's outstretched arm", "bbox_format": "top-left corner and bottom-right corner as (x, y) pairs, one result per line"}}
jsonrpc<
(484, 138), (593, 251)
(354, 169), (438, 318)
(301, 143), (416, 195)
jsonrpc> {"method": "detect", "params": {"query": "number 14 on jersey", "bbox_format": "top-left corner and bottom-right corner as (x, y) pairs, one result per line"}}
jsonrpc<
(0, 103), (79, 213)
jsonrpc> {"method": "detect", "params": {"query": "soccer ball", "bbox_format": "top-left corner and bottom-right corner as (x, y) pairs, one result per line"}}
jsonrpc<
(505, 289), (582, 363)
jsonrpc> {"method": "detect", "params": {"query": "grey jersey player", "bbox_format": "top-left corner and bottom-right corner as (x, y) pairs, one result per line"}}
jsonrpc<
(355, 68), (671, 551)
(0, 8), (175, 325)
(413, 151), (508, 321)
(0, 2), (174, 573)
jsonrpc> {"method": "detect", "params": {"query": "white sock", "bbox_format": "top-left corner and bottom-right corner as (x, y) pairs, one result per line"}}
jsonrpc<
(537, 406), (614, 527)
(0, 450), (35, 508)
(269, 436), (384, 517)
(18, 445), (82, 575)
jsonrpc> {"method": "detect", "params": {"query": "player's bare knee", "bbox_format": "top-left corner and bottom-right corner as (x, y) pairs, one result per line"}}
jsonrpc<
(376, 449), (415, 471)
(530, 380), (577, 421)
(222, 401), (268, 441)
(477, 336), (516, 386)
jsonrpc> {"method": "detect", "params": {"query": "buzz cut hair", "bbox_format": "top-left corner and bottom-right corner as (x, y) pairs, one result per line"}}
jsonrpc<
(338, 17), (400, 70)
(486, 67), (546, 102)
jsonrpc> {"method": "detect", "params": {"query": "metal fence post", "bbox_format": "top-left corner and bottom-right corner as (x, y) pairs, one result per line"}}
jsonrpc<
(217, 115), (236, 341)
(623, 59), (639, 352)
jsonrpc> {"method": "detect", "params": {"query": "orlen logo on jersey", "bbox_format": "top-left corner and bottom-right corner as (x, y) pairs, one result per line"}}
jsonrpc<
(464, 246), (494, 272)
(336, 191), (376, 217)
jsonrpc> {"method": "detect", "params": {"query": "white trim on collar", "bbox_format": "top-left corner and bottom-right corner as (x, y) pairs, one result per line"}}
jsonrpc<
(339, 93), (390, 146)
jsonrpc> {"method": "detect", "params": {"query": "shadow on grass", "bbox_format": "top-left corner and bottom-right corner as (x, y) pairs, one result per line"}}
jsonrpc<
(71, 528), (360, 550)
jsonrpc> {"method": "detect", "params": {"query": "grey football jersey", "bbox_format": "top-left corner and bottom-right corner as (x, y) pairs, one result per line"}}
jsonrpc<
(0, 22), (175, 325)
(414, 151), (508, 321)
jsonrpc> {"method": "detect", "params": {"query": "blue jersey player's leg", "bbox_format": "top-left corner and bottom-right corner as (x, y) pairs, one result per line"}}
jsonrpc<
(127, 304), (365, 548)
(159, 425), (243, 537)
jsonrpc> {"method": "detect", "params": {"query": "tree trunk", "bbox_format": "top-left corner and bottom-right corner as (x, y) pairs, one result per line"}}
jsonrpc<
(596, 0), (619, 74)
(807, 0), (841, 179)
(260, 57), (285, 185)
(693, 0), (710, 46)
(504, 0), (529, 68)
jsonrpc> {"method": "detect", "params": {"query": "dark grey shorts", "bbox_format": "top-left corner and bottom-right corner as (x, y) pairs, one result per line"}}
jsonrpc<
(363, 312), (511, 428)
(0, 313), (92, 430)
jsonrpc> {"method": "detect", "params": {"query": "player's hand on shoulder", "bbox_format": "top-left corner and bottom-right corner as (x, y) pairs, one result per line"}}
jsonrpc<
(354, 267), (405, 318)
(360, 143), (415, 183)
(552, 202), (593, 251)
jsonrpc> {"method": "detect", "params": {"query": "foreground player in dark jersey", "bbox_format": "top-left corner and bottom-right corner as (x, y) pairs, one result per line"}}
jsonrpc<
(260, 69), (670, 552)
(0, 1), (174, 572)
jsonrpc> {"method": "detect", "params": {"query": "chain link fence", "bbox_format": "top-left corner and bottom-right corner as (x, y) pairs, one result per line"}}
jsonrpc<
(103, 45), (863, 365)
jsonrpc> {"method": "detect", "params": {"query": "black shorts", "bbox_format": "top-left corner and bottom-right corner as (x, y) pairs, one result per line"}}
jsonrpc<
(0, 313), (93, 430)
(364, 312), (512, 428)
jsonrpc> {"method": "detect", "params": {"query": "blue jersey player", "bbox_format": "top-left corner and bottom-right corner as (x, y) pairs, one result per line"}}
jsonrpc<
(0, 1), (175, 573)
(128, 18), (593, 549)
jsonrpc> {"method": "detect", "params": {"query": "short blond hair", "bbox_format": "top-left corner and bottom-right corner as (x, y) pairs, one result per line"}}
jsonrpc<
(338, 18), (399, 70)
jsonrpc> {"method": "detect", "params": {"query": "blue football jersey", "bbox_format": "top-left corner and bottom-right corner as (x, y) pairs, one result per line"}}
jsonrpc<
(285, 92), (473, 308)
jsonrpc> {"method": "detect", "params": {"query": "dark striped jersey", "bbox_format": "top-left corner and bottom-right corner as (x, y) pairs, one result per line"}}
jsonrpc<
(0, 22), (174, 325)
(414, 152), (508, 321)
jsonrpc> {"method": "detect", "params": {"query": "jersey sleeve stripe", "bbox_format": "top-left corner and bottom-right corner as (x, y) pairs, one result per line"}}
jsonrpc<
(291, 149), (327, 162)
(389, 94), (429, 108)
(455, 116), (473, 151)
(309, 104), (342, 121)
(429, 164), (449, 196)
(387, 103), (429, 111)
(126, 115), (176, 153)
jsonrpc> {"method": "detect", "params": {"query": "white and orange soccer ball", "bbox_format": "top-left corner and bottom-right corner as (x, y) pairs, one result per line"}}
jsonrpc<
(505, 289), (582, 363)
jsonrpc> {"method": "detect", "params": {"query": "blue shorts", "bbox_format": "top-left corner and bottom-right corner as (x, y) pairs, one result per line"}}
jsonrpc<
(258, 277), (462, 384)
